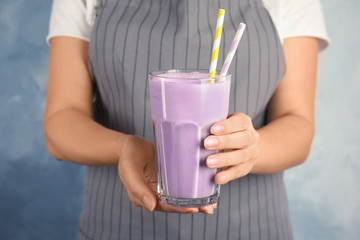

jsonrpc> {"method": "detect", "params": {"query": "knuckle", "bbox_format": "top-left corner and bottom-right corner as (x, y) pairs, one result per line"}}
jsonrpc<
(233, 113), (252, 130)
(227, 172), (236, 182)
(249, 129), (258, 143)
(234, 113), (245, 125)
(222, 152), (232, 165)
(244, 131), (252, 146)
(236, 163), (252, 178)
(241, 149), (251, 162)
(235, 112), (245, 118)
(239, 149), (252, 163)
(248, 145), (260, 160)
(255, 147), (260, 158)
(218, 135), (229, 149)
(233, 166), (244, 179)
(219, 167), (233, 182)
(253, 130), (260, 142)
(246, 162), (254, 173)
(223, 135), (230, 148)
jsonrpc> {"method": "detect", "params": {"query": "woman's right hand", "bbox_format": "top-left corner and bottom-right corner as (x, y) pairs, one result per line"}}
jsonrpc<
(46, 37), (216, 214)
(117, 135), (216, 214)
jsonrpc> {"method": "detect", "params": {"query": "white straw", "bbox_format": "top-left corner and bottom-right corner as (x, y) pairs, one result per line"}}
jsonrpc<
(219, 22), (246, 77)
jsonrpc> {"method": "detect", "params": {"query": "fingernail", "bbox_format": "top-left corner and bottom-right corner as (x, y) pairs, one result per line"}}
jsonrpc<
(211, 124), (225, 134)
(207, 157), (219, 167)
(205, 137), (218, 148)
(143, 196), (154, 211)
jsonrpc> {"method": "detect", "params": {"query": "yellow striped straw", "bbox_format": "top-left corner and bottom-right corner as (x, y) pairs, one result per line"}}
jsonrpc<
(209, 9), (225, 82)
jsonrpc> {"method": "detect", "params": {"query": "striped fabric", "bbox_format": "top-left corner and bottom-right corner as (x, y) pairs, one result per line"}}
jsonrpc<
(79, 0), (291, 239)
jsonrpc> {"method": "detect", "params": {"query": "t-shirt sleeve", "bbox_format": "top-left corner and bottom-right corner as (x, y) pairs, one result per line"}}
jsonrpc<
(280, 0), (330, 52)
(46, 0), (93, 44)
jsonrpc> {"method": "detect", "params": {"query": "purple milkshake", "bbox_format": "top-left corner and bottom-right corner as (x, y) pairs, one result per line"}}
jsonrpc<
(149, 69), (231, 207)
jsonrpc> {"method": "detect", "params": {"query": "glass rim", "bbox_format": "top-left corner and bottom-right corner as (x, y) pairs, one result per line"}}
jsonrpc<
(149, 69), (231, 83)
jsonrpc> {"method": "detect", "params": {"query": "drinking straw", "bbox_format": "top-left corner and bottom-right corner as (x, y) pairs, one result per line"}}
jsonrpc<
(219, 22), (246, 78)
(208, 9), (225, 82)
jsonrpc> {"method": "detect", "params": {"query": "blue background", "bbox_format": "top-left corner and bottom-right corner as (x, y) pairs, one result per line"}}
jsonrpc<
(0, 0), (359, 239)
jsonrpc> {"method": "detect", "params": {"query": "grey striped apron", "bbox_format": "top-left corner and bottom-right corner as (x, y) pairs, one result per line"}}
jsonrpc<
(79, 0), (291, 239)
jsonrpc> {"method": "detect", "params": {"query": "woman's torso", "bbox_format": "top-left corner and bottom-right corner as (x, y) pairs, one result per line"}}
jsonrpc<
(78, 0), (292, 239)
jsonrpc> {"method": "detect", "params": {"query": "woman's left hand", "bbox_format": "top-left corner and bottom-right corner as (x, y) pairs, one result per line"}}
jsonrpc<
(204, 112), (260, 184)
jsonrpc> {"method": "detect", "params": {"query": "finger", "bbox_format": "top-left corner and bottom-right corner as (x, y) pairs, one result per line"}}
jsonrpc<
(215, 162), (254, 185)
(199, 204), (216, 214)
(210, 112), (252, 135)
(155, 201), (199, 214)
(207, 145), (260, 168)
(204, 129), (258, 150)
(118, 159), (157, 212)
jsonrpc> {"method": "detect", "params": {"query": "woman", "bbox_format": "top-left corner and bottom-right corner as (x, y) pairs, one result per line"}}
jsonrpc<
(45, 0), (329, 239)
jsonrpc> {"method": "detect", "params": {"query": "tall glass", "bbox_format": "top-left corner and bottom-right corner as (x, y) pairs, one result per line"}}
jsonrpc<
(149, 69), (231, 207)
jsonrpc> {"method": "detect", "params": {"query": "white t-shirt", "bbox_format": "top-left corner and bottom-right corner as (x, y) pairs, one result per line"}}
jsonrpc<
(47, 0), (329, 51)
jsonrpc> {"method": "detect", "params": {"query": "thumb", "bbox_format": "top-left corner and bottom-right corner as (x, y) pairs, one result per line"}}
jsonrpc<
(142, 195), (156, 212)
(118, 160), (156, 212)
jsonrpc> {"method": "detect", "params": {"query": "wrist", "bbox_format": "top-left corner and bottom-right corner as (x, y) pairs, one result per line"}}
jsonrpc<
(113, 133), (130, 165)
(249, 131), (264, 174)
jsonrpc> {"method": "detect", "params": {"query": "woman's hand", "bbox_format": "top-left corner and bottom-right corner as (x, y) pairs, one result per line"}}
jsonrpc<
(204, 112), (260, 184)
(117, 135), (216, 214)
